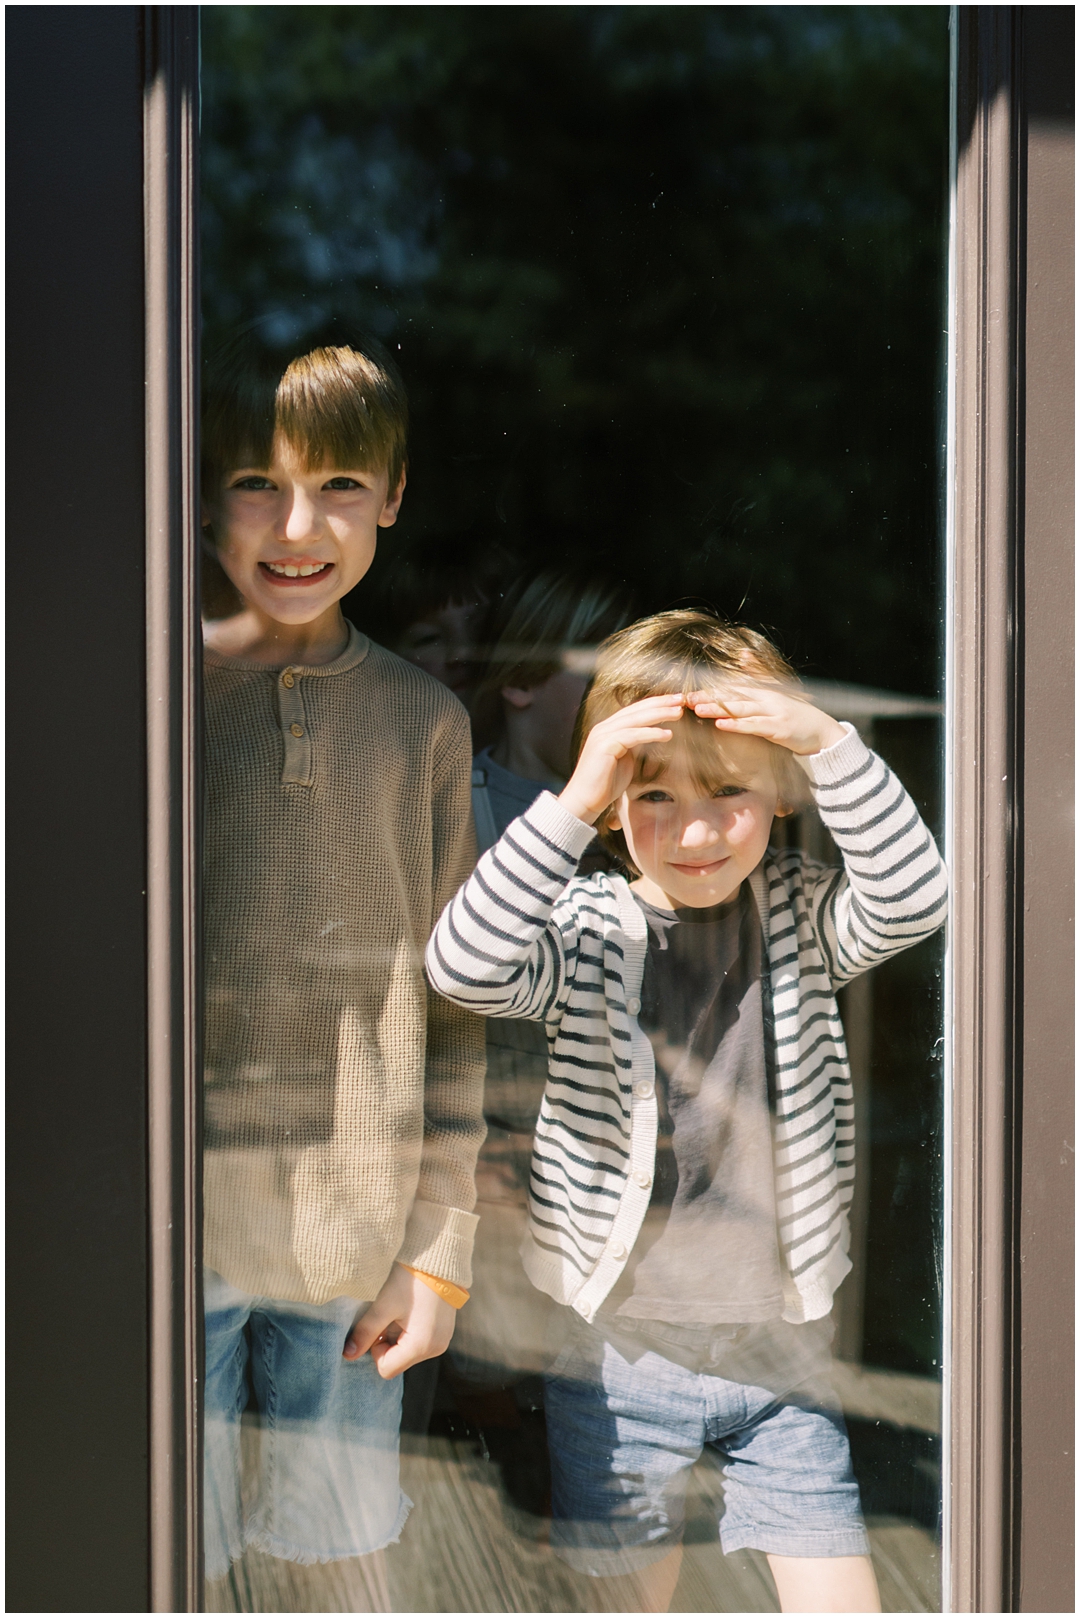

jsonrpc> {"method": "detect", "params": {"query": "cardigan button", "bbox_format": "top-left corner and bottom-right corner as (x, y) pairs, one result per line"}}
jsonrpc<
(633, 1170), (652, 1189)
(626, 996), (641, 1016)
(609, 1240), (627, 1260)
(633, 1081), (654, 1099)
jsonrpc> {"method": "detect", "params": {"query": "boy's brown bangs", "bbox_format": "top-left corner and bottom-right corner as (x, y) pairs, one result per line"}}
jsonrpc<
(202, 342), (408, 489)
(274, 348), (407, 488)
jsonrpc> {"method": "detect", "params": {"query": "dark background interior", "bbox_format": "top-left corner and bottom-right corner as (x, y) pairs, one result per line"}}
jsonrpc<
(202, 4), (949, 695)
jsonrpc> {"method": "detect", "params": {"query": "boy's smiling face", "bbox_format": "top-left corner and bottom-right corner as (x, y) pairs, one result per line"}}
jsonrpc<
(610, 727), (789, 910)
(204, 433), (405, 627)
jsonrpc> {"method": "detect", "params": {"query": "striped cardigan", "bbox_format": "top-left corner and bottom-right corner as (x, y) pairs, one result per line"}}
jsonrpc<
(426, 725), (947, 1326)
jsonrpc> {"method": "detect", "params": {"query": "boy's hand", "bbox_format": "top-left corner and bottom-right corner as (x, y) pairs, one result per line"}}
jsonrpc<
(558, 695), (686, 825)
(687, 687), (846, 757)
(342, 1263), (456, 1380)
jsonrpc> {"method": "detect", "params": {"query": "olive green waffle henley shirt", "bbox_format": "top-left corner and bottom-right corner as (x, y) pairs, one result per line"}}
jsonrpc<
(203, 625), (485, 1305)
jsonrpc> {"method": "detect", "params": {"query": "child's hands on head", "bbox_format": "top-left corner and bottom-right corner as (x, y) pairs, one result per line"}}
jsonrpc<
(558, 681), (845, 912)
(688, 686), (846, 758)
(552, 613), (847, 909)
(558, 694), (687, 826)
(557, 683), (845, 832)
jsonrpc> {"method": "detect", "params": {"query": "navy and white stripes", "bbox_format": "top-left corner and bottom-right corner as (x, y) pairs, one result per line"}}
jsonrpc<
(426, 724), (947, 1325)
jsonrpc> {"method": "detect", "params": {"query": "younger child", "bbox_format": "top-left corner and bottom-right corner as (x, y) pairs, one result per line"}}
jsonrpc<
(426, 609), (947, 1613)
(200, 339), (485, 1583)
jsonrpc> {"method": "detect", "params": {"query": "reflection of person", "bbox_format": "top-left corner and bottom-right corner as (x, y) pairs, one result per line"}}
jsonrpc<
(199, 340), (485, 1584)
(352, 538), (509, 716)
(395, 592), (487, 704)
(452, 574), (632, 1403)
(427, 610), (948, 1614)
(470, 571), (633, 851)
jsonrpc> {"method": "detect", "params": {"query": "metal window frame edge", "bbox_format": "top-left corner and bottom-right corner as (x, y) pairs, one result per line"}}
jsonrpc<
(144, 7), (203, 1611)
(946, 7), (1051, 1611)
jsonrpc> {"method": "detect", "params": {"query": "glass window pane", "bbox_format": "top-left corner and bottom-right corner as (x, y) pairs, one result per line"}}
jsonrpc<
(200, 9), (949, 1611)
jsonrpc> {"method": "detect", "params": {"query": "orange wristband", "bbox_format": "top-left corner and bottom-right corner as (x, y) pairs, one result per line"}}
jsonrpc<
(401, 1265), (470, 1309)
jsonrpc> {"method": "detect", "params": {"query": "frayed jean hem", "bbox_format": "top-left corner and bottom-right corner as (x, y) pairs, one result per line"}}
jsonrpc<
(243, 1489), (413, 1567)
(205, 1490), (413, 1578)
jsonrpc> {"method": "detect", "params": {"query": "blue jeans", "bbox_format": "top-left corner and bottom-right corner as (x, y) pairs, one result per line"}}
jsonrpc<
(203, 1269), (411, 1580)
(544, 1315), (869, 1574)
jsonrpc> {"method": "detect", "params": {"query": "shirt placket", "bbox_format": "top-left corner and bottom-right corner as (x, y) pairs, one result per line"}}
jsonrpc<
(276, 666), (313, 786)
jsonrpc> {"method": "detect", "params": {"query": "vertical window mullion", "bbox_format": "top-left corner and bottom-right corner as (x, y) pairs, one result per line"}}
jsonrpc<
(947, 9), (1022, 1611)
(144, 8), (202, 1610)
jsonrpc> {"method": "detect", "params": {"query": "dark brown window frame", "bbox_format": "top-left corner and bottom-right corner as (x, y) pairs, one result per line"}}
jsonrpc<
(6, 6), (1072, 1611)
(948, 9), (1074, 1613)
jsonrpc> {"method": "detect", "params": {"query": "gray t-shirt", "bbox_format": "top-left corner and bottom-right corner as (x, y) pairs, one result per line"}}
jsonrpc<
(604, 883), (786, 1325)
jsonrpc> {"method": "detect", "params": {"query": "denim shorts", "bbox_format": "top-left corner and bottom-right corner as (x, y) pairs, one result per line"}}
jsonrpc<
(203, 1269), (411, 1580)
(544, 1315), (869, 1574)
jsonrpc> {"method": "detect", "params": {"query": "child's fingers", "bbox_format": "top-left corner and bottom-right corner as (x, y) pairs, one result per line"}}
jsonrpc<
(604, 725), (674, 750)
(369, 1332), (412, 1380)
(602, 696), (686, 725)
(371, 1320), (451, 1380)
(690, 693), (772, 716)
(585, 725), (674, 763)
(712, 714), (775, 732)
(343, 1304), (394, 1360)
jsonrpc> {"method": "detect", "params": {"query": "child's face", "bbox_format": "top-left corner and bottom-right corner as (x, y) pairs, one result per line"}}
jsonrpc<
(398, 599), (486, 701)
(203, 434), (404, 626)
(610, 729), (786, 910)
(503, 668), (590, 782)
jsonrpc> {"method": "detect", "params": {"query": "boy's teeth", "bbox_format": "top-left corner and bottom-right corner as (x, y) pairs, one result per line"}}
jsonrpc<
(266, 562), (327, 577)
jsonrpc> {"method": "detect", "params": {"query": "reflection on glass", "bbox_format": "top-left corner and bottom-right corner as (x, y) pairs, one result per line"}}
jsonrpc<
(359, 533), (511, 711)
(201, 7), (950, 1612)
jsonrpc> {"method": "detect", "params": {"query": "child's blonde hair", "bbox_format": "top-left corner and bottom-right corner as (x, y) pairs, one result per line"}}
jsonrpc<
(575, 609), (812, 868)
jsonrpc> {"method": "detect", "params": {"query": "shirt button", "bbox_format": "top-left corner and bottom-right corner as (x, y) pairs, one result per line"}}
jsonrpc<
(609, 1241), (627, 1261)
(633, 1081), (654, 1100)
(281, 670), (295, 688)
(626, 996), (641, 1016)
(290, 723), (304, 738)
(633, 1171), (653, 1189)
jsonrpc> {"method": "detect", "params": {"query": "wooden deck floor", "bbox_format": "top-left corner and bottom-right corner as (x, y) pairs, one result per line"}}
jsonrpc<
(207, 1426), (940, 1614)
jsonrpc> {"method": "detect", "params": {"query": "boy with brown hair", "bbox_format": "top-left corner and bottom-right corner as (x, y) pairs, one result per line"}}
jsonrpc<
(428, 608), (947, 1613)
(200, 338), (485, 1582)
